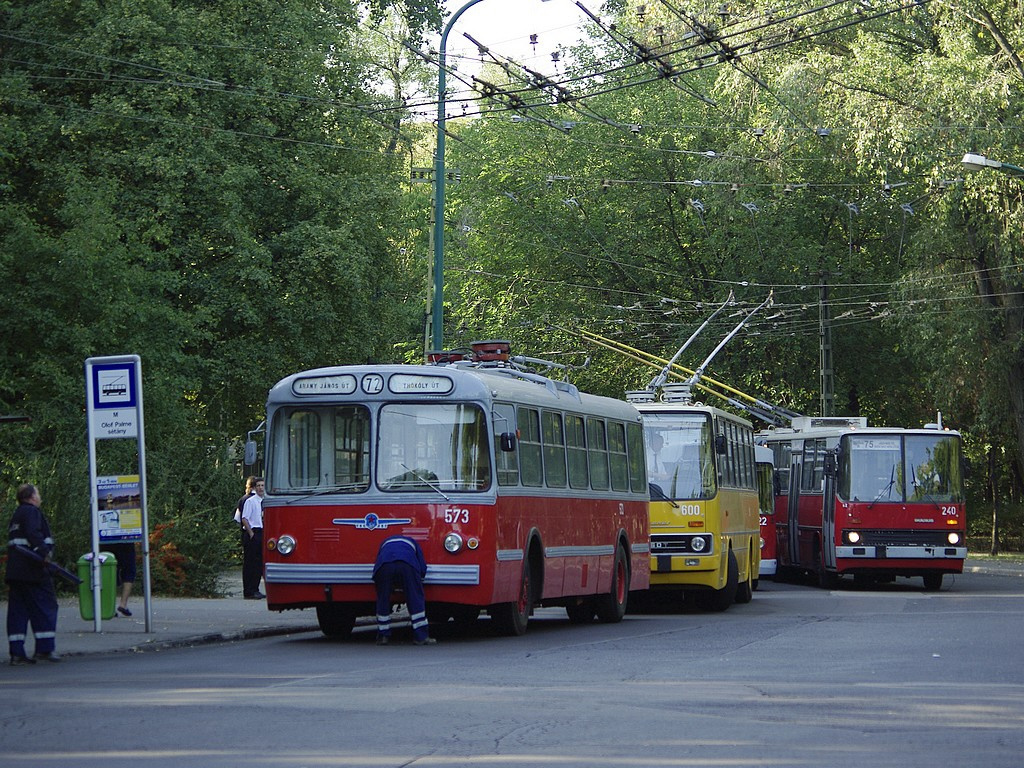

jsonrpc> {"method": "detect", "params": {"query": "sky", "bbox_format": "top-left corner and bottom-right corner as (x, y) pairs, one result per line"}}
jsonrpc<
(441, 0), (595, 80)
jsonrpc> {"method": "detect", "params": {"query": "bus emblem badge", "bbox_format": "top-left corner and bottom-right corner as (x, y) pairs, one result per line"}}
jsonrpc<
(333, 514), (412, 530)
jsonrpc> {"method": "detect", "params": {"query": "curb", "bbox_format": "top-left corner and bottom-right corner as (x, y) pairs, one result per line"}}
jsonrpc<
(63, 623), (323, 658)
(964, 564), (1024, 577)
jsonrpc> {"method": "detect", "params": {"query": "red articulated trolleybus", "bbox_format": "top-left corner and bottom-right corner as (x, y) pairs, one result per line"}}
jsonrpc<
(755, 444), (777, 581)
(259, 341), (650, 638)
(758, 415), (966, 590)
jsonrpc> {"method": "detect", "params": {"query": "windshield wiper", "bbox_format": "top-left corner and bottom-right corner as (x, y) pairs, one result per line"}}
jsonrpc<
(868, 466), (896, 509)
(282, 483), (369, 504)
(649, 482), (679, 508)
(399, 463), (450, 501)
(910, 468), (943, 510)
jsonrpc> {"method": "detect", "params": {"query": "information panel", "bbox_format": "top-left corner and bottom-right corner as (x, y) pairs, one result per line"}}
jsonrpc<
(84, 355), (150, 632)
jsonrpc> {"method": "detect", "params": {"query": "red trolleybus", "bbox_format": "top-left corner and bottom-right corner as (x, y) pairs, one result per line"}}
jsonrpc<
(258, 342), (650, 637)
(758, 416), (966, 590)
(755, 444), (777, 581)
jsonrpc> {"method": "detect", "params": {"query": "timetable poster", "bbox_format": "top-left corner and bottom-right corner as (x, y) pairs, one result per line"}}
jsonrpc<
(96, 475), (143, 543)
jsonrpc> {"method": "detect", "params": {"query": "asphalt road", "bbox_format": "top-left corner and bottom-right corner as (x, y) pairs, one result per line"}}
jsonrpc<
(1, 571), (1022, 768)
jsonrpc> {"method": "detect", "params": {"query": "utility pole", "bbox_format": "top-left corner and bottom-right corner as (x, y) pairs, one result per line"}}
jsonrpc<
(819, 274), (834, 417)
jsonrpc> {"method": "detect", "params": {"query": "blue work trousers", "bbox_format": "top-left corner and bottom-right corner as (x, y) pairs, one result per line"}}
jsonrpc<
(373, 561), (429, 642)
(6, 579), (57, 658)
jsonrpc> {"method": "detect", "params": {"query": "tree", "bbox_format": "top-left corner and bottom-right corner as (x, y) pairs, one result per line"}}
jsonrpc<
(0, 0), (438, 588)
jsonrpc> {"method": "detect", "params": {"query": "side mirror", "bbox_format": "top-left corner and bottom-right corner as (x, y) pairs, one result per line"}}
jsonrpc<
(824, 452), (837, 477)
(244, 440), (257, 466)
(500, 432), (517, 452)
(715, 435), (727, 454)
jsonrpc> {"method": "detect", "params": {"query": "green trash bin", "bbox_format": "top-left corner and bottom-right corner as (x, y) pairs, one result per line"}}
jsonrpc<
(77, 551), (118, 620)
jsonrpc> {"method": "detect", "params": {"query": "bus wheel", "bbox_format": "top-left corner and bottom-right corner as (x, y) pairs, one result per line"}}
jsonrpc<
(735, 550), (754, 604)
(491, 562), (533, 636)
(818, 568), (840, 589)
(695, 550), (738, 612)
(923, 573), (944, 591)
(316, 604), (356, 639)
(595, 544), (630, 623)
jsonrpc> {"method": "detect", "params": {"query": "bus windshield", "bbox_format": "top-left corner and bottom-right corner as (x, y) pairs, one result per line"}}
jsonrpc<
(643, 413), (716, 500)
(268, 405), (372, 494)
(378, 403), (491, 492)
(839, 433), (963, 504)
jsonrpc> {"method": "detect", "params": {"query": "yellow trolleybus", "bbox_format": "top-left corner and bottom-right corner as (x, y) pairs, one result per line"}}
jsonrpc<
(629, 383), (760, 611)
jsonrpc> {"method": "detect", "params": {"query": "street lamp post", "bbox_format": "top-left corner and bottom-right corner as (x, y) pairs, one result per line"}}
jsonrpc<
(432, 0), (487, 353)
(961, 152), (1024, 178)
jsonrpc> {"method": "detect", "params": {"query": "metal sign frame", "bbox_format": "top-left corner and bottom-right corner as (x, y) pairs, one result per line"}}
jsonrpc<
(84, 355), (151, 633)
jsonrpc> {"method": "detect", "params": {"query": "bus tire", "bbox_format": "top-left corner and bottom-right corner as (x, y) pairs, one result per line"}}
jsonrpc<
(695, 549), (738, 612)
(595, 543), (630, 623)
(316, 604), (356, 639)
(818, 568), (840, 589)
(491, 560), (533, 636)
(923, 573), (943, 591)
(735, 549), (754, 604)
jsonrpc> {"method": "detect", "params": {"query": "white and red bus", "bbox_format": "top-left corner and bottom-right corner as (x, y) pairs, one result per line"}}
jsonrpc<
(758, 416), (966, 590)
(755, 444), (777, 581)
(258, 342), (650, 637)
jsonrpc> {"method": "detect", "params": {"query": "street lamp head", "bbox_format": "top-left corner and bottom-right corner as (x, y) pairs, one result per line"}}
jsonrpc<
(962, 152), (1024, 178)
(961, 152), (998, 172)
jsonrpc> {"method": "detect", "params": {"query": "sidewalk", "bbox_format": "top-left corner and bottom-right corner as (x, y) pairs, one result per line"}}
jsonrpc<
(2, 559), (1021, 659)
(2, 568), (324, 659)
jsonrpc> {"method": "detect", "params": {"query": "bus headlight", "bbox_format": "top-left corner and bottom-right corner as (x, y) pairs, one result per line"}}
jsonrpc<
(846, 531), (861, 544)
(947, 532), (961, 545)
(444, 533), (464, 553)
(276, 535), (296, 555)
(691, 536), (707, 553)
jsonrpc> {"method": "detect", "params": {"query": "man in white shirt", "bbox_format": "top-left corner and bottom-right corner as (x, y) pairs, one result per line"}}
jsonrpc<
(241, 478), (265, 600)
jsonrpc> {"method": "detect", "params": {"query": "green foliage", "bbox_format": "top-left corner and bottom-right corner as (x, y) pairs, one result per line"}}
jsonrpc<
(437, 2), (1024, 541)
(3, 0), (1024, 586)
(0, 0), (438, 590)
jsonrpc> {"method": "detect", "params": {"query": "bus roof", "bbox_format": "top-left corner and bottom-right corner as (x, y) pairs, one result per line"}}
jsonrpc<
(267, 364), (643, 423)
(632, 401), (754, 428)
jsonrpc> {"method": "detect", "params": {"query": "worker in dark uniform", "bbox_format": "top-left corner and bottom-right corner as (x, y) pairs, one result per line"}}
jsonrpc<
(6, 483), (60, 664)
(372, 535), (435, 645)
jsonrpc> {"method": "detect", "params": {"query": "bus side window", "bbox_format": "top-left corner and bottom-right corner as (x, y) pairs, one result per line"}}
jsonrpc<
(587, 417), (610, 491)
(607, 421), (629, 491)
(566, 414), (589, 489)
(494, 403), (519, 486)
(518, 407), (543, 487)
(626, 422), (646, 493)
(542, 410), (568, 488)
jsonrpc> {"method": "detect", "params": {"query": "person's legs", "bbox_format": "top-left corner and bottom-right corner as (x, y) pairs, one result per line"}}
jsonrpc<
(25, 580), (58, 656)
(400, 563), (432, 644)
(374, 562), (397, 643)
(242, 531), (262, 597)
(114, 543), (136, 615)
(7, 583), (31, 660)
(118, 580), (134, 614)
(253, 528), (264, 593)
